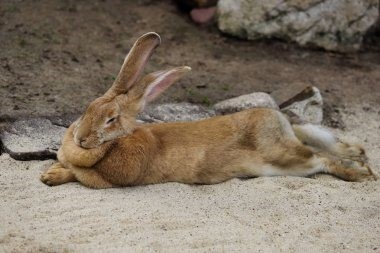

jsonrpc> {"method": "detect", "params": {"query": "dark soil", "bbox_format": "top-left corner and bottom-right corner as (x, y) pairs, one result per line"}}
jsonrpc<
(1, 0), (379, 126)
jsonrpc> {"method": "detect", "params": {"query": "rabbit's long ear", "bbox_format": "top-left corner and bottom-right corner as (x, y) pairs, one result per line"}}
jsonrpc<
(105, 32), (161, 97)
(129, 66), (191, 111)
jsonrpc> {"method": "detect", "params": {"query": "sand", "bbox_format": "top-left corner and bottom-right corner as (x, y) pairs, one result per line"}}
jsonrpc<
(0, 106), (379, 252)
(1, 1), (379, 252)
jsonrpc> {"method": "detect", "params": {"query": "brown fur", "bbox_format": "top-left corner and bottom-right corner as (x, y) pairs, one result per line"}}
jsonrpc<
(40, 33), (376, 188)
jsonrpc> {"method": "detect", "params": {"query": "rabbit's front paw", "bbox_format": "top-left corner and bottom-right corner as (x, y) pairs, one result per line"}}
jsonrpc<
(40, 163), (76, 186)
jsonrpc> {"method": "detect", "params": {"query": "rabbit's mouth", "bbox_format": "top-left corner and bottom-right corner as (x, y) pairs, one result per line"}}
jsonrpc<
(78, 137), (103, 149)
(73, 131), (103, 149)
(72, 119), (103, 148)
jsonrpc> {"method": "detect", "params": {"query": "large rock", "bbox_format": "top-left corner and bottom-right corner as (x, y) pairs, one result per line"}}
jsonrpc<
(0, 118), (66, 160)
(280, 86), (323, 124)
(217, 0), (379, 52)
(213, 92), (278, 114)
(140, 103), (216, 122)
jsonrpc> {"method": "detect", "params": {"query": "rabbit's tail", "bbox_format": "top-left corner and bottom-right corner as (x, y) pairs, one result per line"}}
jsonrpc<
(293, 124), (336, 152)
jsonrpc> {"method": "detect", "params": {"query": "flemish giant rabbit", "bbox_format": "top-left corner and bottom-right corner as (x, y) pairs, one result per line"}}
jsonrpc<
(41, 32), (377, 188)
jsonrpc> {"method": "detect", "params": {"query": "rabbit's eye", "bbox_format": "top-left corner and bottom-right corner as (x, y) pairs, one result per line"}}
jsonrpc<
(106, 117), (117, 124)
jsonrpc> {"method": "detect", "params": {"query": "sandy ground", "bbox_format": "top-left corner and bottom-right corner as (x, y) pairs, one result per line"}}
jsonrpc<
(0, 106), (379, 253)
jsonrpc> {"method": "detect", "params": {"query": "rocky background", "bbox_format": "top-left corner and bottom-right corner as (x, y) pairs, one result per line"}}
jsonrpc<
(217, 0), (379, 52)
(0, 0), (379, 252)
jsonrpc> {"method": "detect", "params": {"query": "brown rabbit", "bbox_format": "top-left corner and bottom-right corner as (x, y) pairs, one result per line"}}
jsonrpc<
(41, 32), (376, 188)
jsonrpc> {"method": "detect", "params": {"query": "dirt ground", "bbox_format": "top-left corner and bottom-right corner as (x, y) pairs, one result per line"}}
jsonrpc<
(1, 0), (379, 120)
(0, 0), (380, 252)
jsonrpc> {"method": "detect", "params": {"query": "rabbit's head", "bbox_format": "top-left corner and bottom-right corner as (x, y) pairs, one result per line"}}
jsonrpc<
(73, 32), (191, 148)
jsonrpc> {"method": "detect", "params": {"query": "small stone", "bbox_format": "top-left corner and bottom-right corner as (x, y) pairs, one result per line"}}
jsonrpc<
(280, 86), (323, 124)
(0, 118), (66, 160)
(213, 92), (279, 114)
(140, 103), (216, 122)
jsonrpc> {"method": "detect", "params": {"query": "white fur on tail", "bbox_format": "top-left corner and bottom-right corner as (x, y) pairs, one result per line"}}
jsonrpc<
(293, 124), (336, 151)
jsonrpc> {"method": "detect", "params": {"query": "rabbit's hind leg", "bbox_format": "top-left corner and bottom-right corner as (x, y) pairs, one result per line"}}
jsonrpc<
(40, 162), (77, 186)
(322, 157), (377, 182)
(277, 154), (377, 182)
(264, 140), (376, 181)
(292, 124), (368, 163)
(329, 142), (368, 163)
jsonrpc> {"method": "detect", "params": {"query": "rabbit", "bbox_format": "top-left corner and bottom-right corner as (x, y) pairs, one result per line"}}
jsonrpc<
(40, 32), (377, 188)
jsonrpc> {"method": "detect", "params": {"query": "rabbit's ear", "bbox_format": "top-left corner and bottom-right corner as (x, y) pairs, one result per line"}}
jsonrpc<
(130, 66), (191, 111)
(105, 32), (161, 97)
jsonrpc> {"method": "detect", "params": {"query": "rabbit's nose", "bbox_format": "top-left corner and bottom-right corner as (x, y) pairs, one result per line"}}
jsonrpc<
(79, 138), (86, 145)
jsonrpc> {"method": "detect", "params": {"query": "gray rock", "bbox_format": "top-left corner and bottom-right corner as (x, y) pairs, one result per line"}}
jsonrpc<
(140, 103), (216, 122)
(0, 118), (66, 160)
(213, 92), (279, 114)
(217, 0), (379, 52)
(48, 114), (80, 128)
(280, 86), (323, 124)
